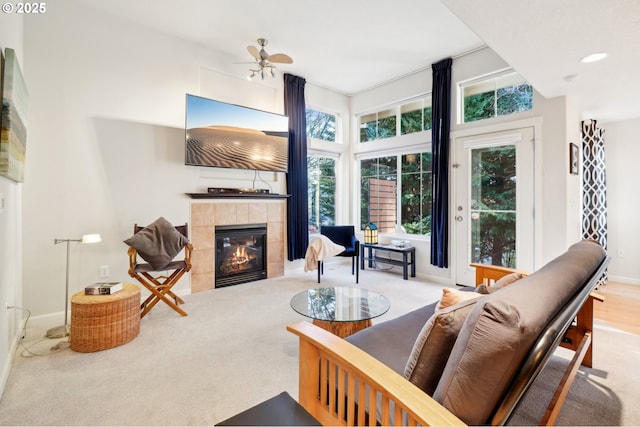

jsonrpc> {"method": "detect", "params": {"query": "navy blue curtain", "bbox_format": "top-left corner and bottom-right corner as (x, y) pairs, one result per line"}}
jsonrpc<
(430, 58), (452, 268)
(284, 73), (309, 260)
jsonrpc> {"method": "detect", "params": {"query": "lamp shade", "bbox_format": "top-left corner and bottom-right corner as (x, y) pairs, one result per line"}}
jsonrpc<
(364, 223), (378, 244)
(81, 233), (102, 244)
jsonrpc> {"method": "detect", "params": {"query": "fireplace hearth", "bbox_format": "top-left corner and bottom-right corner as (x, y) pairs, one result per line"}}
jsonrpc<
(215, 224), (267, 288)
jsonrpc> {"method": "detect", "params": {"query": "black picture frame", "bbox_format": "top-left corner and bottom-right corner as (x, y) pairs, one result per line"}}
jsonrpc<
(569, 143), (579, 175)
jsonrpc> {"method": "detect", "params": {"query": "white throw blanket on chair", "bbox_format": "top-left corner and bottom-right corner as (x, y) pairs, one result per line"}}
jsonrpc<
(304, 235), (346, 272)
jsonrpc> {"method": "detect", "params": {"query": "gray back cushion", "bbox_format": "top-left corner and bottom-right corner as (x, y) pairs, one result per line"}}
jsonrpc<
(432, 240), (606, 426)
(404, 297), (481, 395)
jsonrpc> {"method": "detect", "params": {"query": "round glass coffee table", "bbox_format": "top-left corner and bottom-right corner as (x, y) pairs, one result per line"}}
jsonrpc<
(290, 287), (390, 337)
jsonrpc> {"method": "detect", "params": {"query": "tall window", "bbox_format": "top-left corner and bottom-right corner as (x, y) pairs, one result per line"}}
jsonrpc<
(461, 71), (533, 123)
(360, 153), (432, 235)
(308, 156), (336, 233)
(306, 108), (339, 233)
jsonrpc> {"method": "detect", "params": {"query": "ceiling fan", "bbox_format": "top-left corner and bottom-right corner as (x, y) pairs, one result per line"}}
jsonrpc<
(245, 38), (293, 80)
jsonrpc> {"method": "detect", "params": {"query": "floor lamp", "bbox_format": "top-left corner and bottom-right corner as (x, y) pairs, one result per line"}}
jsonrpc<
(46, 233), (102, 339)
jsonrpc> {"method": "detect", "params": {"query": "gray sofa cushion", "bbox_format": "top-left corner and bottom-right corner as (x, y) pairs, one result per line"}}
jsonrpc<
(404, 297), (481, 395)
(346, 302), (438, 375)
(433, 240), (606, 426)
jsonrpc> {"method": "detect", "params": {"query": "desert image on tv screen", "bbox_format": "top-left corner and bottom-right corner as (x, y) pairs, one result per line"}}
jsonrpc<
(185, 95), (289, 172)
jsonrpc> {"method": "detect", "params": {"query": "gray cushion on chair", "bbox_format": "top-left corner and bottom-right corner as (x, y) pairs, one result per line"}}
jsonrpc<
(124, 217), (188, 270)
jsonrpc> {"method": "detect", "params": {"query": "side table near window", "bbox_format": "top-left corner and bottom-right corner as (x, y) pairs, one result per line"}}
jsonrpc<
(360, 243), (416, 280)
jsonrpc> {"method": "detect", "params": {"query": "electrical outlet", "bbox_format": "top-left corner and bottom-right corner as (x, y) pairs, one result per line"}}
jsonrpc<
(99, 265), (110, 278)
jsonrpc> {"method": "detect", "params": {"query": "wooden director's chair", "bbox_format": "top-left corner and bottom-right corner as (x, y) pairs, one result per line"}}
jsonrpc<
(127, 223), (192, 318)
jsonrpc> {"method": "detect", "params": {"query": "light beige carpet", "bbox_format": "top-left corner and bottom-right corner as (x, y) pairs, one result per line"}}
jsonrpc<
(0, 259), (638, 426)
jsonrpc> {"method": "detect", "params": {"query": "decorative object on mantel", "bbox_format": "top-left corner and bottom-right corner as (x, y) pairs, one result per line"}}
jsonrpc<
(185, 192), (289, 199)
(207, 187), (270, 194)
(47, 233), (102, 339)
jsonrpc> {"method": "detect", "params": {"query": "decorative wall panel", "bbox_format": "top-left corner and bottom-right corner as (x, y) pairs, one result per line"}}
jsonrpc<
(581, 119), (607, 285)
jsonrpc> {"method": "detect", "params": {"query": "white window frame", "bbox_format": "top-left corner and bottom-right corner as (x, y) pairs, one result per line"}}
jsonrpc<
(457, 68), (533, 125)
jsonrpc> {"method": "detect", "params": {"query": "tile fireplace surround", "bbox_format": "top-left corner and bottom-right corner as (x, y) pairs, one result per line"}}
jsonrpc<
(189, 199), (286, 293)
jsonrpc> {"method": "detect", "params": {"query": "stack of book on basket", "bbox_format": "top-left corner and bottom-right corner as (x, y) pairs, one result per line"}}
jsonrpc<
(85, 282), (123, 295)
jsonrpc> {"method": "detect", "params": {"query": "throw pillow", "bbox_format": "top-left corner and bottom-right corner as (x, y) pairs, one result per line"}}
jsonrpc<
(124, 217), (188, 270)
(437, 287), (482, 310)
(492, 271), (525, 289)
(404, 297), (480, 395)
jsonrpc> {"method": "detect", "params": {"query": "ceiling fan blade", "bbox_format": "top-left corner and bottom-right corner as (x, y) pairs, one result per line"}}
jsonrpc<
(247, 45), (261, 61)
(267, 53), (293, 64)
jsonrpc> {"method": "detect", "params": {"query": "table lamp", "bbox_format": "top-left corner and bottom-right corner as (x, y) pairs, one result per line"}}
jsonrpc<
(46, 233), (102, 339)
(364, 223), (378, 244)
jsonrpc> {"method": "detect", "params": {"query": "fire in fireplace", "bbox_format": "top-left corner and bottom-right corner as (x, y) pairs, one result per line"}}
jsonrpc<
(215, 224), (267, 288)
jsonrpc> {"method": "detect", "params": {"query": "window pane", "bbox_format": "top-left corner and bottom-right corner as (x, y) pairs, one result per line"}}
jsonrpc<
(464, 91), (495, 123)
(377, 112), (396, 139)
(471, 212), (516, 267)
(400, 153), (432, 235)
(361, 154), (432, 236)
(471, 146), (516, 211)
(359, 109), (396, 142)
(306, 109), (336, 142)
(462, 71), (533, 123)
(496, 83), (533, 116)
(470, 145), (516, 268)
(401, 99), (432, 134)
(423, 107), (432, 131)
(308, 156), (336, 233)
(360, 157), (397, 233)
(401, 109), (423, 135)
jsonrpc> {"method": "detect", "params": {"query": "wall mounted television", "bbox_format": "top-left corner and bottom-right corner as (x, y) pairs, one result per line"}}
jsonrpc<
(185, 94), (289, 173)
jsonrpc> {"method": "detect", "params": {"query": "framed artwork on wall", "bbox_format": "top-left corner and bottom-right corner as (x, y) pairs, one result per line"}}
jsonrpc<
(569, 142), (579, 175)
(1, 48), (28, 183)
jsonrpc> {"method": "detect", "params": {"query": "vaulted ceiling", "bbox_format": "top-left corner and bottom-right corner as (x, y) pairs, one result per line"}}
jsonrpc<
(77, 0), (640, 122)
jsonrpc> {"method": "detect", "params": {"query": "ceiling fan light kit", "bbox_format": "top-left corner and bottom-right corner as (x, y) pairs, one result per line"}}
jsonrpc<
(245, 38), (293, 80)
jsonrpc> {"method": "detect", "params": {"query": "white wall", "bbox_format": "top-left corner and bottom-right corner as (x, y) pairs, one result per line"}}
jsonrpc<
(602, 117), (640, 284)
(0, 10), (24, 400)
(20, 0), (349, 320)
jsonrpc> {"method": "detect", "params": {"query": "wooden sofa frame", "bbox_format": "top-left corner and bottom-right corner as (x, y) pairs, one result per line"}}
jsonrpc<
(288, 257), (609, 426)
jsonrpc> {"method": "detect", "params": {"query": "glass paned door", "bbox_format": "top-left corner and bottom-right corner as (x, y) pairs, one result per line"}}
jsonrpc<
(454, 127), (534, 286)
(470, 145), (516, 267)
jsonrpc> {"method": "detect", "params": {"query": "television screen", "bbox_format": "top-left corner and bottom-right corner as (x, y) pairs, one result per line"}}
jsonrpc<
(185, 94), (289, 172)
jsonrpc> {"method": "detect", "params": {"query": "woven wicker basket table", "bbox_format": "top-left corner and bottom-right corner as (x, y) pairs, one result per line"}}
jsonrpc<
(70, 284), (141, 352)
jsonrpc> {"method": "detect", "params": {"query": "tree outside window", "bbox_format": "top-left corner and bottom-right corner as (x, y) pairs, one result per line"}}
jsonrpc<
(462, 72), (533, 123)
(306, 109), (336, 143)
(308, 156), (336, 233)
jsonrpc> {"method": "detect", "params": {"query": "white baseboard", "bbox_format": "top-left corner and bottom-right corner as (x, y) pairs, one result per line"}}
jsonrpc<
(608, 275), (640, 286)
(0, 317), (28, 401)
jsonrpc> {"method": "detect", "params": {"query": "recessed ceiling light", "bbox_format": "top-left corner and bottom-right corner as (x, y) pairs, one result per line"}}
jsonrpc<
(580, 52), (608, 63)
